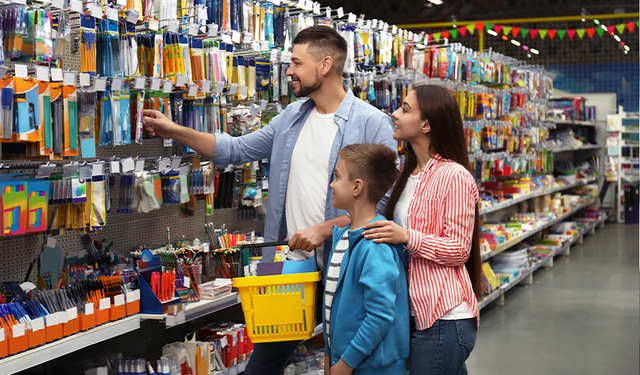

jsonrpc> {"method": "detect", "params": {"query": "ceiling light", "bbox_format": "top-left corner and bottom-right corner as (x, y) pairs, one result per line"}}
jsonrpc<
(624, 45), (630, 51)
(511, 39), (521, 46)
(523, 45), (529, 50)
(487, 29), (498, 36)
(581, 18), (585, 22)
(601, 25), (607, 30)
(531, 48), (539, 54)
(594, 19), (600, 25)
(527, 53), (532, 58)
(501, 35), (508, 41)
(614, 35), (621, 42)
(427, 0), (443, 5)
(624, 50), (628, 54)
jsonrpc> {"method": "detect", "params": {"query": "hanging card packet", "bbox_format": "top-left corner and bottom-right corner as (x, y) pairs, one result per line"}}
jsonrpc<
(49, 83), (63, 158)
(38, 81), (53, 156)
(27, 179), (49, 233)
(0, 180), (28, 236)
(0, 76), (15, 142)
(15, 78), (42, 143)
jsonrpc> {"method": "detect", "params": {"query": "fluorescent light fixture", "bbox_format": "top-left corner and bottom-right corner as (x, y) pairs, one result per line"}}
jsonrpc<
(614, 35), (621, 42)
(523, 45), (529, 50)
(624, 45), (630, 51)
(624, 50), (629, 54)
(601, 25), (607, 30)
(501, 35), (508, 40)
(581, 17), (585, 22)
(531, 48), (539, 54)
(427, 0), (443, 5)
(594, 19), (600, 24)
(511, 39), (521, 46)
(487, 29), (498, 36)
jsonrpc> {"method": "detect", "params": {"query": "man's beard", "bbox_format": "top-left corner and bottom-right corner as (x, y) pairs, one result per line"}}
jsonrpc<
(293, 74), (322, 98)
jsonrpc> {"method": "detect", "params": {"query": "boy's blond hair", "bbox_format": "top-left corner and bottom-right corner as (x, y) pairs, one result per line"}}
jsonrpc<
(338, 144), (398, 203)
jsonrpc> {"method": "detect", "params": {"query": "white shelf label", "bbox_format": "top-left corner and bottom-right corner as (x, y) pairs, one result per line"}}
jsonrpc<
(347, 13), (356, 24)
(150, 78), (161, 91)
(215, 81), (225, 93)
(12, 324), (25, 338)
(126, 9), (139, 23)
(231, 31), (241, 44)
(52, 0), (65, 9)
(325, 7), (330, 18)
(85, 302), (95, 315)
(111, 77), (124, 91)
(201, 80), (211, 93)
(31, 317), (45, 332)
(106, 7), (118, 21)
(58, 310), (69, 324)
(208, 24), (219, 37)
(51, 68), (63, 82)
(168, 20), (178, 32)
(67, 307), (78, 320)
(239, 85), (247, 97)
(228, 84), (238, 95)
(63, 72), (76, 86)
(36, 66), (50, 82)
(79, 73), (91, 87)
(114, 294), (125, 306)
(134, 159), (145, 172)
(0, 328), (4, 342)
(134, 76), (147, 89)
(163, 80), (173, 93)
(176, 74), (186, 87)
(189, 23), (199, 36)
(121, 157), (135, 172)
(94, 77), (107, 91)
(99, 297), (111, 310)
(15, 64), (28, 79)
(45, 313), (59, 327)
(70, 0), (83, 13)
(133, 289), (141, 301)
(91, 4), (103, 19)
(336, 7), (344, 18)
(184, 276), (191, 288)
(188, 84), (198, 97)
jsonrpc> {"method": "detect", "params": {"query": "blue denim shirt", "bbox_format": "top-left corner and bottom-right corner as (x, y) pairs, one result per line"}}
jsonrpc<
(212, 88), (397, 266)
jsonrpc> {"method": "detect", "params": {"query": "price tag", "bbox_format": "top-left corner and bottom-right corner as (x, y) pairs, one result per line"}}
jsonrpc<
(188, 23), (199, 36)
(383, 23), (389, 32)
(117, 0), (126, 6)
(221, 33), (232, 44)
(91, 4), (103, 19)
(132, 289), (140, 301)
(85, 303), (95, 315)
(243, 32), (252, 43)
(36, 164), (56, 179)
(201, 80), (211, 93)
(325, 7), (330, 18)
(149, 78), (160, 91)
(347, 13), (356, 24)
(79, 73), (91, 87)
(126, 291), (136, 303)
(171, 156), (182, 170)
(198, 6), (207, 21)
(313, 2), (320, 14)
(110, 161), (120, 174)
(271, 0), (279, 5)
(168, 20), (178, 32)
(0, 328), (4, 342)
(11, 0), (27, 5)
(15, 64), (28, 79)
(392, 25), (397, 34)
(70, 0), (83, 13)
(99, 297), (111, 310)
(107, 7), (118, 20)
(270, 49), (278, 62)
(276, 103), (283, 113)
(357, 18), (364, 28)
(305, 0), (313, 9)
(94, 77), (107, 91)
(183, 276), (191, 288)
(31, 317), (45, 332)
(36, 66), (49, 82)
(134, 159), (145, 172)
(148, 17), (159, 31)
(162, 80), (173, 93)
(157, 158), (170, 172)
(408, 31), (414, 40)
(371, 19), (378, 29)
(114, 294), (125, 306)
(253, 161), (260, 171)
(134, 76), (147, 89)
(228, 84), (238, 95)
(46, 237), (57, 248)
(45, 314), (59, 327)
(297, 0), (303, 8)
(239, 85), (247, 97)
(52, 0), (65, 10)
(126, 9), (139, 24)
(176, 74), (186, 87)
(12, 324), (25, 338)
(260, 100), (268, 110)
(67, 307), (78, 320)
(111, 77), (124, 91)
(121, 157), (135, 173)
(208, 24), (219, 37)
(215, 81), (225, 93)
(188, 84), (198, 97)
(231, 31), (241, 44)
(79, 166), (92, 180)
(250, 103), (258, 118)
(91, 162), (104, 176)
(58, 310), (69, 324)
(336, 7), (344, 18)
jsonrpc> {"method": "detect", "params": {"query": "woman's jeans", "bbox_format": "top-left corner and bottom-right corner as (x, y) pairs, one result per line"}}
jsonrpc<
(410, 318), (477, 375)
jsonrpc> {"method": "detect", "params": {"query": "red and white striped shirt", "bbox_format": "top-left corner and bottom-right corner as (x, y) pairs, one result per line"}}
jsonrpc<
(405, 153), (480, 331)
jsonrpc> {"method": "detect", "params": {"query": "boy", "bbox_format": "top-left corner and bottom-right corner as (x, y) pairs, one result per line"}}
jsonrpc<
(323, 144), (409, 375)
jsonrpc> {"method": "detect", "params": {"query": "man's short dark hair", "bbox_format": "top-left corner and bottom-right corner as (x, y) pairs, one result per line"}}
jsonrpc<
(293, 25), (348, 75)
(338, 144), (398, 204)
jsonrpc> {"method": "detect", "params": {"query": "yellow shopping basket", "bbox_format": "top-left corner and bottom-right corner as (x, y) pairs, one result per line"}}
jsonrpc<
(233, 242), (321, 343)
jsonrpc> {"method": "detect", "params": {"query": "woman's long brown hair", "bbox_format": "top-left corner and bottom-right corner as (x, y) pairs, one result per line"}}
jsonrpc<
(385, 84), (483, 298)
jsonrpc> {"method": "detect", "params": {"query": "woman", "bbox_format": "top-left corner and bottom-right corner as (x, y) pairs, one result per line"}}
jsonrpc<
(362, 84), (482, 375)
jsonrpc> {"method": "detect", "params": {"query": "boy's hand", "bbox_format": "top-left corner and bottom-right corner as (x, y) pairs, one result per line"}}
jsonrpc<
(324, 355), (330, 375)
(363, 220), (409, 244)
(330, 359), (352, 375)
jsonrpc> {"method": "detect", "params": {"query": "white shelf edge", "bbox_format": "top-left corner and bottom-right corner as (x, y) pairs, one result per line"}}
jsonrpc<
(141, 293), (240, 328)
(0, 316), (141, 375)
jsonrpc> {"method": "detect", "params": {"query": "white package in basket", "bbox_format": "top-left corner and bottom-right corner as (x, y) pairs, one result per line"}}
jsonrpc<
(199, 279), (233, 300)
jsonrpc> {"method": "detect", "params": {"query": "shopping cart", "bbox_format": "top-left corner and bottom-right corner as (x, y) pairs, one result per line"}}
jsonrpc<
(233, 241), (321, 343)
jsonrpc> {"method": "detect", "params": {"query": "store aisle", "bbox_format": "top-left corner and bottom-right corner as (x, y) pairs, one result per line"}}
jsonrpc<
(466, 223), (639, 375)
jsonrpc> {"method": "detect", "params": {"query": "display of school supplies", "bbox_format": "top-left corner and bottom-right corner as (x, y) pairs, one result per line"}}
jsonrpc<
(150, 270), (176, 302)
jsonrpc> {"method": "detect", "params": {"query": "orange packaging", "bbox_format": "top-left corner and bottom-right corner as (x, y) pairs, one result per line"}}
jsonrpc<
(0, 328), (8, 358)
(27, 317), (46, 348)
(49, 82), (63, 159)
(63, 307), (80, 337)
(45, 313), (63, 343)
(62, 85), (79, 157)
(14, 77), (42, 143)
(96, 298), (111, 325)
(110, 294), (126, 321)
(126, 290), (141, 316)
(0, 76), (15, 142)
(8, 324), (29, 355)
(80, 303), (96, 331)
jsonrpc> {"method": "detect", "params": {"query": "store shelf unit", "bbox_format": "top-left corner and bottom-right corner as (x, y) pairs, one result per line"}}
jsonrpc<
(479, 213), (606, 310)
(480, 198), (597, 261)
(140, 293), (240, 328)
(0, 316), (141, 375)
(480, 177), (597, 215)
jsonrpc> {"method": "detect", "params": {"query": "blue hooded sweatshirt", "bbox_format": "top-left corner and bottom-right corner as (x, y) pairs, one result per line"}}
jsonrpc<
(323, 214), (410, 375)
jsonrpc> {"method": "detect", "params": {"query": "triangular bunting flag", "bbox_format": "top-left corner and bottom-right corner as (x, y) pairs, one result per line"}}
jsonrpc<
(433, 32), (441, 41)
(459, 27), (467, 37)
(585, 28), (595, 38)
(485, 23), (493, 31)
(596, 27), (605, 37)
(557, 29), (566, 39)
(441, 30), (450, 39)
(475, 22), (485, 32)
(466, 24), (475, 34)
(567, 29), (576, 39)
(607, 25), (615, 34)
(628, 22), (636, 33)
(494, 25), (503, 34)
(511, 27), (521, 37)
(529, 29), (539, 39)
(576, 29), (586, 38)
(521, 28), (529, 38)
(450, 29), (458, 39)
(539, 29), (548, 39)
(503, 26), (512, 36)
(548, 29), (557, 39)
(617, 24), (626, 35)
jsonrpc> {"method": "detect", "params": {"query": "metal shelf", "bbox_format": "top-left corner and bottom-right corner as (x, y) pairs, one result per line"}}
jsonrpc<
(554, 120), (597, 127)
(549, 145), (603, 153)
(480, 177), (596, 215)
(0, 316), (141, 375)
(140, 293), (240, 328)
(480, 198), (596, 261)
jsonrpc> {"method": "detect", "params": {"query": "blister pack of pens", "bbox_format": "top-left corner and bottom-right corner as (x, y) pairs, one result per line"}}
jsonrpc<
(80, 16), (97, 75)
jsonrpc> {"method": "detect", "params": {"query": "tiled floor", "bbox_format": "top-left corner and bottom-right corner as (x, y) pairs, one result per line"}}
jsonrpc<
(466, 223), (639, 375)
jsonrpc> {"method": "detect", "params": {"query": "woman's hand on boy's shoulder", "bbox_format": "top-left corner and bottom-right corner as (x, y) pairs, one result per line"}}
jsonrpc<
(330, 359), (353, 375)
(363, 220), (408, 244)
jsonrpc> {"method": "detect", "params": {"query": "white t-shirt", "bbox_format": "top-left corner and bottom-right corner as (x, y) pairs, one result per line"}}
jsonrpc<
(285, 108), (338, 266)
(394, 172), (475, 320)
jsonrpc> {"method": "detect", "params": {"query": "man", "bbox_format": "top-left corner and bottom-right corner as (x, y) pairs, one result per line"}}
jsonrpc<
(143, 25), (396, 375)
